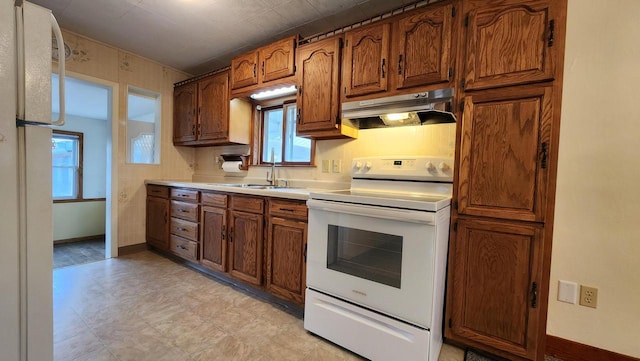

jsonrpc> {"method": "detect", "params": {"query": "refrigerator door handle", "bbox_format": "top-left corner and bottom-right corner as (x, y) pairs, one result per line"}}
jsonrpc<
(51, 13), (65, 126)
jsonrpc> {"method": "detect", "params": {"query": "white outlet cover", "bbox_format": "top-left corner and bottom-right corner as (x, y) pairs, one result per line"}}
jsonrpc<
(558, 280), (578, 304)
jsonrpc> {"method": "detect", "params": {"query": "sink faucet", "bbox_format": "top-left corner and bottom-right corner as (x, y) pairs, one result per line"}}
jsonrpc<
(267, 164), (277, 186)
(267, 148), (277, 186)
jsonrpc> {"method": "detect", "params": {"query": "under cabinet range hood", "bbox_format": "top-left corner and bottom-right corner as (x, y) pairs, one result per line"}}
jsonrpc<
(341, 88), (456, 129)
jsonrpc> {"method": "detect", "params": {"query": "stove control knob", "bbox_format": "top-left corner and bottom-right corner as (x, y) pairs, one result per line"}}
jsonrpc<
(438, 162), (451, 172)
(354, 161), (363, 171)
(364, 161), (372, 170)
(425, 162), (436, 172)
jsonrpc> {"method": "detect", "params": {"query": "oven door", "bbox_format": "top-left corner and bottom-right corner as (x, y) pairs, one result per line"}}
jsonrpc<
(306, 199), (440, 328)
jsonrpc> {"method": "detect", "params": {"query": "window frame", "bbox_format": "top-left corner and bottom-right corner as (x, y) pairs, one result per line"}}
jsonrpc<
(126, 86), (162, 165)
(52, 130), (83, 203)
(258, 99), (315, 166)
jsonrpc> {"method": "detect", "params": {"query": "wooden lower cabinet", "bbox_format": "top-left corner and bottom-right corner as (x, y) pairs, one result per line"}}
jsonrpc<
(266, 217), (307, 305)
(446, 217), (544, 360)
(146, 186), (169, 250)
(200, 205), (227, 272)
(228, 208), (264, 286)
(169, 235), (198, 262)
(146, 187), (309, 306)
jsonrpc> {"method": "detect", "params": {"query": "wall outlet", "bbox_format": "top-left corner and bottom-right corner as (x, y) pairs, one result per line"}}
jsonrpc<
(321, 159), (330, 173)
(557, 280), (578, 304)
(332, 159), (341, 173)
(579, 285), (598, 308)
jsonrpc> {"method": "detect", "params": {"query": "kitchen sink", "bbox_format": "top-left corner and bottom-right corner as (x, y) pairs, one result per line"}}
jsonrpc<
(209, 183), (296, 190)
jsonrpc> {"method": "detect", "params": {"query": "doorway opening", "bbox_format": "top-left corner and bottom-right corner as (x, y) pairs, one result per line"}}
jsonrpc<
(51, 73), (118, 267)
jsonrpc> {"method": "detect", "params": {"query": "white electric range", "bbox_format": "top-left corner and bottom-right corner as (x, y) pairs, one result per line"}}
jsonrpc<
(304, 155), (454, 361)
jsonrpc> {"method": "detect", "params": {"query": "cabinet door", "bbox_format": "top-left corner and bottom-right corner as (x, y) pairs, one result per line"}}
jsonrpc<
(342, 23), (390, 97)
(457, 86), (553, 222)
(230, 51), (259, 90)
(173, 82), (197, 144)
(296, 37), (342, 133)
(396, 4), (454, 89)
(200, 206), (227, 272)
(146, 196), (169, 250)
(259, 36), (296, 83)
(228, 210), (263, 285)
(198, 72), (229, 141)
(266, 217), (307, 305)
(446, 218), (543, 360)
(463, 0), (557, 90)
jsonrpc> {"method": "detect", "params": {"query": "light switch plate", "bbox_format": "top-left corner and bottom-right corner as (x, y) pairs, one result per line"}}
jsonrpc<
(558, 280), (578, 304)
(332, 160), (341, 173)
(322, 159), (330, 173)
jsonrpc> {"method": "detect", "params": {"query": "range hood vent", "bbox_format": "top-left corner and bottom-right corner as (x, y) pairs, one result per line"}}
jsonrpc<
(341, 88), (456, 129)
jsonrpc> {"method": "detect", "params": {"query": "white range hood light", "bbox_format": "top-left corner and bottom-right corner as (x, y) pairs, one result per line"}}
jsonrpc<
(379, 112), (420, 126)
(250, 85), (297, 100)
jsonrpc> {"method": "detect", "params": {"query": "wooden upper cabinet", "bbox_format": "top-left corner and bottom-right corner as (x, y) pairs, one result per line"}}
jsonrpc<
(395, 4), (454, 89)
(230, 36), (297, 92)
(198, 72), (229, 141)
(457, 85), (553, 222)
(174, 71), (251, 146)
(446, 218), (543, 360)
(173, 82), (197, 143)
(463, 0), (557, 90)
(259, 37), (296, 83)
(297, 37), (342, 134)
(230, 51), (259, 90)
(342, 22), (390, 98)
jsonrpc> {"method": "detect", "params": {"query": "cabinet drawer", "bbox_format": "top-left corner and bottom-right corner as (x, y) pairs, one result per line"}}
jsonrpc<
(171, 201), (199, 222)
(169, 235), (198, 261)
(202, 192), (227, 207)
(231, 195), (264, 214)
(270, 199), (307, 221)
(147, 185), (168, 198)
(170, 217), (198, 241)
(171, 188), (199, 202)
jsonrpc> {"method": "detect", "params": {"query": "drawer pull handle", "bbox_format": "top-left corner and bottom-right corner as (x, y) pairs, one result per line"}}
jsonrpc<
(178, 209), (187, 212)
(177, 227), (186, 232)
(176, 245), (187, 250)
(280, 208), (295, 212)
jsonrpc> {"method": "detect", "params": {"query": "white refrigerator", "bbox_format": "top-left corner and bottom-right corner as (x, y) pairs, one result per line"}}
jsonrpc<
(0, 1), (65, 360)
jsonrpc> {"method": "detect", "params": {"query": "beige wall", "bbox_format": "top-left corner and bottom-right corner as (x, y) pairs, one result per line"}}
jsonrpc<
(548, 0), (640, 357)
(60, 30), (194, 248)
(53, 201), (106, 241)
(193, 124), (456, 184)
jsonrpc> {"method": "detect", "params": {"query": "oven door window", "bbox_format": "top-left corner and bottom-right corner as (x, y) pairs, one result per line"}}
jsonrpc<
(327, 225), (402, 288)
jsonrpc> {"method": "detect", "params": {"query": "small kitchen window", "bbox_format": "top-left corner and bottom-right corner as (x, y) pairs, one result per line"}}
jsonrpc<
(52, 130), (83, 201)
(260, 102), (314, 165)
(127, 87), (161, 164)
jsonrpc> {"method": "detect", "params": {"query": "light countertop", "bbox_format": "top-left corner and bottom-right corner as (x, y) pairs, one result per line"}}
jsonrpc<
(145, 180), (321, 201)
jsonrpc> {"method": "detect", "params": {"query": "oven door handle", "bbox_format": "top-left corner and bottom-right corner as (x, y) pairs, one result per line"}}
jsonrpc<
(306, 199), (436, 224)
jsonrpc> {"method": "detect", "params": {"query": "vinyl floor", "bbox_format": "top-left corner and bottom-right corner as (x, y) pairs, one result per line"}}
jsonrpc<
(53, 250), (467, 361)
(53, 238), (105, 269)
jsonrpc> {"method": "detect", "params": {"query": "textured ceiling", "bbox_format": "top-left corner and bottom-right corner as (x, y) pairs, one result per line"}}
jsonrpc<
(31, 0), (420, 75)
